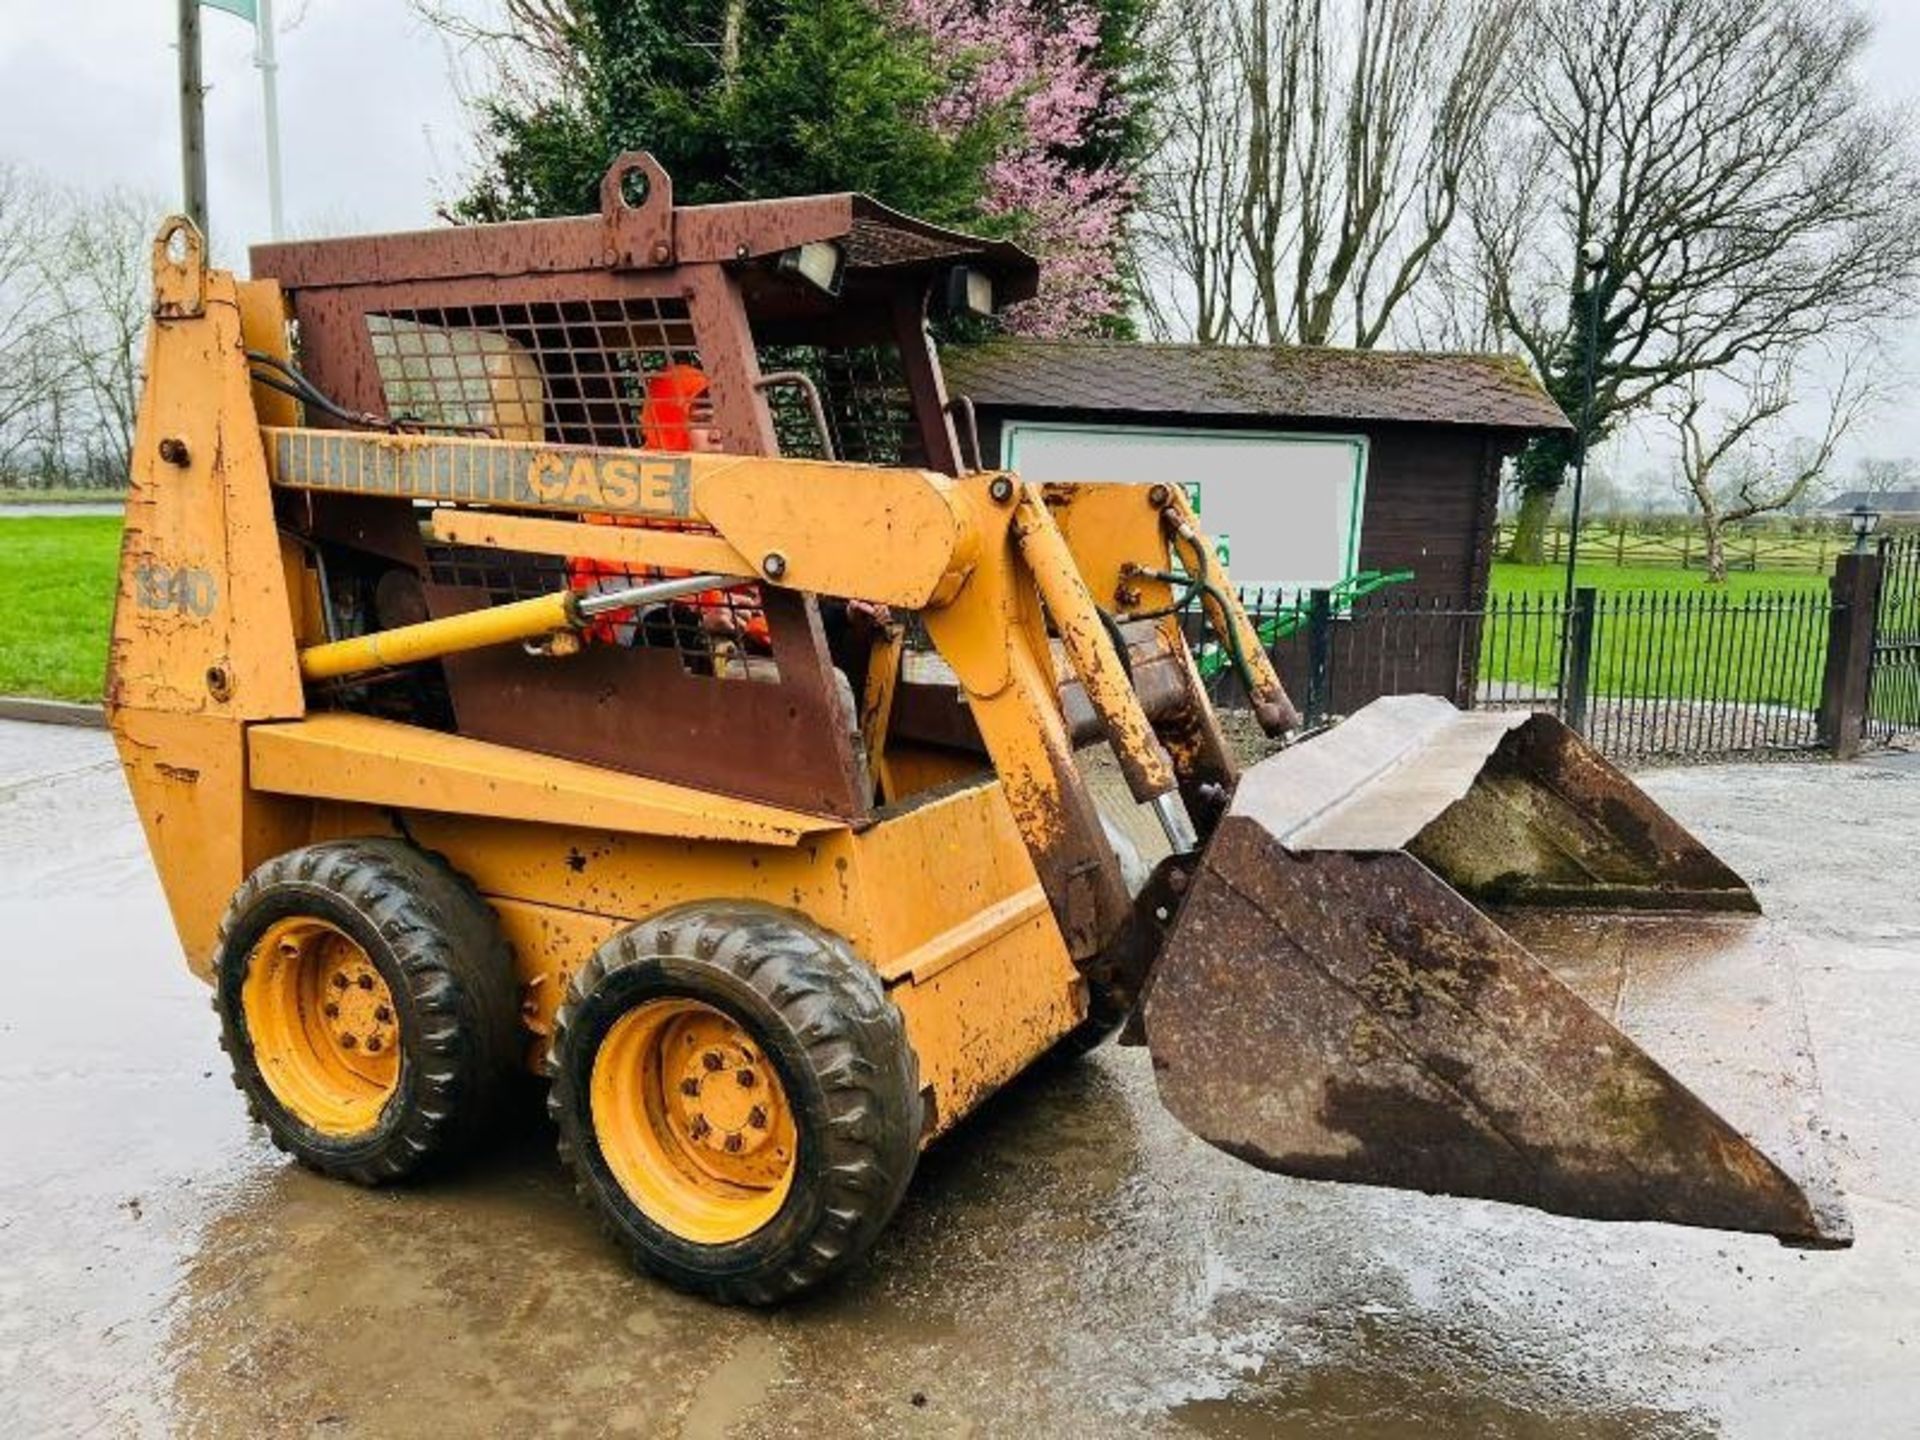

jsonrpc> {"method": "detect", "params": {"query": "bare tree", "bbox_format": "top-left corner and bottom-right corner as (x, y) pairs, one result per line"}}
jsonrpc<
(1666, 349), (1877, 583)
(411, 0), (587, 78)
(412, 0), (593, 196)
(1477, 0), (1920, 561)
(46, 189), (155, 485)
(0, 164), (75, 478)
(0, 173), (159, 491)
(1134, 10), (1248, 341)
(1138, 0), (1523, 347)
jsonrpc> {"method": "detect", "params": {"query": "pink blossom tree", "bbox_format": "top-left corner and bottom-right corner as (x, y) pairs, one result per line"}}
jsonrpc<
(894, 0), (1135, 337)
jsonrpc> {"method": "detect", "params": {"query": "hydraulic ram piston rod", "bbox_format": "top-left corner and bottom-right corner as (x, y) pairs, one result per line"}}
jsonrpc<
(297, 573), (735, 682)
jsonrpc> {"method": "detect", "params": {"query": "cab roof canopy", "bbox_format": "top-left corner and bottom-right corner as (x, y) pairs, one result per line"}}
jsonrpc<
(251, 152), (1040, 325)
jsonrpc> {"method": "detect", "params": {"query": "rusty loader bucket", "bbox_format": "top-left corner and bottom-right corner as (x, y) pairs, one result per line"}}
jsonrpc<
(1144, 695), (1850, 1248)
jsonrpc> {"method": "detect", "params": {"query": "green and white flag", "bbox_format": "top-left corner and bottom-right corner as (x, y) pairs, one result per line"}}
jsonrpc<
(202, 0), (257, 22)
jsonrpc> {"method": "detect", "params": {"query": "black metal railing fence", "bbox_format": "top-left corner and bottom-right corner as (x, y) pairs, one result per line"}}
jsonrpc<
(1194, 581), (1840, 763)
(1869, 532), (1920, 743)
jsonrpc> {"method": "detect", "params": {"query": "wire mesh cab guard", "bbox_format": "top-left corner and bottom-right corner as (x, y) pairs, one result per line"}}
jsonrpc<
(248, 154), (1040, 820)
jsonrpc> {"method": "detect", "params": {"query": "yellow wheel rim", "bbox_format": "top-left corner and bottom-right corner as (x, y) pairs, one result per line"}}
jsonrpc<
(590, 999), (799, 1244)
(240, 917), (401, 1137)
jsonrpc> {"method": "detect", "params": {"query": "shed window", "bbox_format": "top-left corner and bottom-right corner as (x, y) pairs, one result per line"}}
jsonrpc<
(1001, 422), (1366, 591)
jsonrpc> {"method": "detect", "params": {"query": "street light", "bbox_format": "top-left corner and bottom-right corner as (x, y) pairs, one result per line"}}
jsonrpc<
(1849, 502), (1881, 555)
(1560, 239), (1608, 704)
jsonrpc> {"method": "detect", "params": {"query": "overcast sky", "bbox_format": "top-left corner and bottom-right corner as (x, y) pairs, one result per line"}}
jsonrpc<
(5, 0), (1919, 478)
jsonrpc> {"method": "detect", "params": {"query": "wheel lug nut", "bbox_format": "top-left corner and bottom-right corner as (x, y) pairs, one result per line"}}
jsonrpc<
(357, 974), (375, 991)
(366, 1036), (382, 1053)
(748, 1106), (768, 1130)
(736, 1069), (756, 1088)
(374, 1004), (391, 1023)
(324, 1002), (339, 1018)
(340, 1034), (357, 1050)
(679, 1077), (701, 1097)
(701, 1050), (723, 1072)
(724, 1133), (743, 1153)
(331, 973), (349, 990)
(689, 1115), (711, 1140)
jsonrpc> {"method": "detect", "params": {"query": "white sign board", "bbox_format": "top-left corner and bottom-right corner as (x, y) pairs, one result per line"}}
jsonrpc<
(1002, 422), (1367, 590)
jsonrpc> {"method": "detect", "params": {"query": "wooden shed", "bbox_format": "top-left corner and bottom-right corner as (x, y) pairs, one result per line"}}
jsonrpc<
(940, 338), (1570, 708)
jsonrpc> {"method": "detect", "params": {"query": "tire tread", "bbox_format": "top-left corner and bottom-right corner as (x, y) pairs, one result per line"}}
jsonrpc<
(550, 902), (919, 1304)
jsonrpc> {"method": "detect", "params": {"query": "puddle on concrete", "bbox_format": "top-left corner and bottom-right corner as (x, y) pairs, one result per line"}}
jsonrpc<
(4, 723), (1918, 1437)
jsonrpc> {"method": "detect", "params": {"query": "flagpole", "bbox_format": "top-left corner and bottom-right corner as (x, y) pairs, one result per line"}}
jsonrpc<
(255, 0), (285, 239)
(176, 0), (209, 234)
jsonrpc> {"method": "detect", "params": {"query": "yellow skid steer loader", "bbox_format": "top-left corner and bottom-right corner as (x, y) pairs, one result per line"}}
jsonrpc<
(107, 157), (1846, 1305)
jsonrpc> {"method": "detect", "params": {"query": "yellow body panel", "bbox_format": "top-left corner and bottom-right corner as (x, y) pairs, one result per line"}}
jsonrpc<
(306, 777), (1082, 1138)
(248, 713), (841, 846)
(427, 508), (755, 580)
(262, 426), (975, 609)
(1043, 481), (1181, 615)
(109, 274), (304, 721)
(115, 708), (309, 978)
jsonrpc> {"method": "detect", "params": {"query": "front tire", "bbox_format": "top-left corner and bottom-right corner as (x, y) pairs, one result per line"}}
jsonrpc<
(213, 838), (520, 1185)
(549, 903), (921, 1305)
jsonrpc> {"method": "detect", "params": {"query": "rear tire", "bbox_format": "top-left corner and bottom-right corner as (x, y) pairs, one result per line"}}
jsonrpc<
(549, 903), (920, 1305)
(213, 838), (520, 1185)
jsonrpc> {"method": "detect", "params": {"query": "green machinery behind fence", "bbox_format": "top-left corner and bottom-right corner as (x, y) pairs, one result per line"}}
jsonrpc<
(1195, 569), (1414, 680)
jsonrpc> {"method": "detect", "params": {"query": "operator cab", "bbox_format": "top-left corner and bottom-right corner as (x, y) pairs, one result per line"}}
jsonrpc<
(250, 154), (1040, 820)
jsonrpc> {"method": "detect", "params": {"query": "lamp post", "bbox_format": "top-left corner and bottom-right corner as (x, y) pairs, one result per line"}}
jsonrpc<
(1849, 502), (1881, 555)
(257, 0), (285, 240)
(1551, 242), (1612, 718)
(176, 0), (208, 235)
(1561, 239), (1608, 627)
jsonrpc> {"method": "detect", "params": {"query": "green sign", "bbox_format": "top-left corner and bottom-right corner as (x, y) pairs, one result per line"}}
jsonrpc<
(202, 0), (258, 22)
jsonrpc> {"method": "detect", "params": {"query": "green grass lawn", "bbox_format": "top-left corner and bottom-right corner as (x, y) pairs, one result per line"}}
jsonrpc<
(0, 516), (122, 701)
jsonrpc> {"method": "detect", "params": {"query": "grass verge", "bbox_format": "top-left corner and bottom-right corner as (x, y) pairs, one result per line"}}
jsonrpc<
(0, 516), (122, 702)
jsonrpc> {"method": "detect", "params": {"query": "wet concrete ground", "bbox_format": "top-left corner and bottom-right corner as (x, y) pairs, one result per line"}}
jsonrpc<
(2, 717), (1916, 1438)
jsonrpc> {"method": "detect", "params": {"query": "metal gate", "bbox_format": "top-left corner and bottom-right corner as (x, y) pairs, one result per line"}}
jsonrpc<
(1868, 532), (1920, 743)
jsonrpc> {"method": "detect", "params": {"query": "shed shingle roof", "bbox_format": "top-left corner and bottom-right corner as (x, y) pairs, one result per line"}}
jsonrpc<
(1825, 489), (1920, 514)
(940, 339), (1570, 434)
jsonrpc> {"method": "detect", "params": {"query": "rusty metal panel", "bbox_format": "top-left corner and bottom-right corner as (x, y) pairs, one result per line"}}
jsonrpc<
(1144, 818), (1849, 1246)
(1411, 710), (1757, 910)
(250, 154), (1038, 296)
(420, 584), (873, 821)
